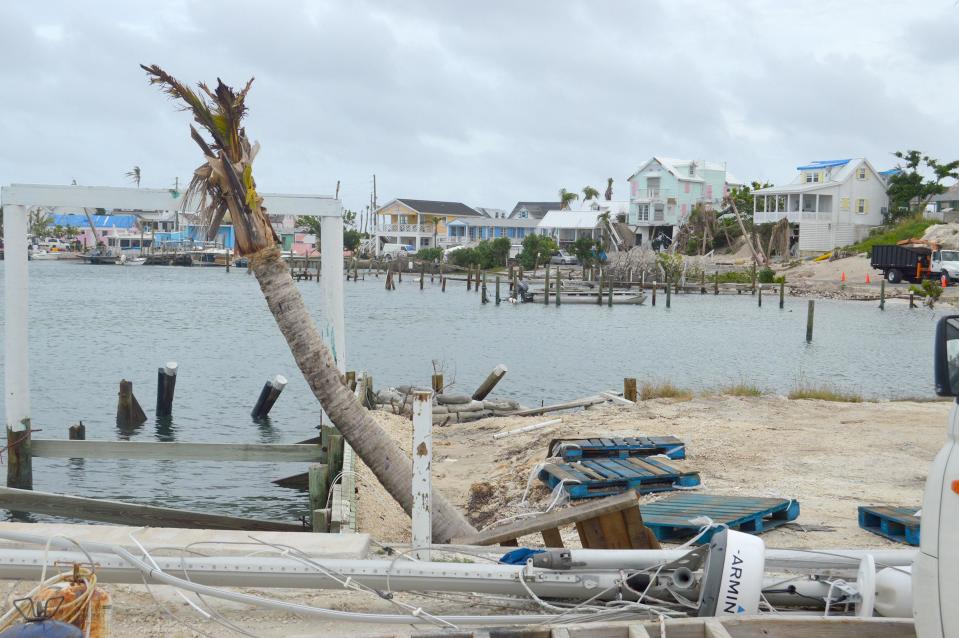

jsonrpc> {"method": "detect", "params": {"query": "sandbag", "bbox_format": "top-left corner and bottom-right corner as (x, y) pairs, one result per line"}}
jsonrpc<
(436, 393), (471, 405)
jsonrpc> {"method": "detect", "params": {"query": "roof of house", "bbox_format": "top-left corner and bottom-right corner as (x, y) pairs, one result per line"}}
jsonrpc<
(756, 158), (885, 194)
(538, 209), (602, 229)
(448, 217), (540, 228)
(932, 184), (959, 202)
(796, 159), (851, 171)
(473, 207), (507, 218)
(628, 157), (729, 182)
(388, 199), (483, 217)
(52, 213), (138, 229)
(509, 202), (561, 219)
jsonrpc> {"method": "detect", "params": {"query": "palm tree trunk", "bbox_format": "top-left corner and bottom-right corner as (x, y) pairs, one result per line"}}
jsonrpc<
(249, 245), (475, 542)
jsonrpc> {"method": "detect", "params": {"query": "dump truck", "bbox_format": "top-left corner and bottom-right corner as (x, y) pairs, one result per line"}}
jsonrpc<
(870, 240), (959, 284)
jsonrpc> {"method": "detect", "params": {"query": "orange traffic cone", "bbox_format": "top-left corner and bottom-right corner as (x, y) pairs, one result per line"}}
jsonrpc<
(841, 272), (846, 282)
(866, 274), (871, 284)
(942, 274), (948, 288)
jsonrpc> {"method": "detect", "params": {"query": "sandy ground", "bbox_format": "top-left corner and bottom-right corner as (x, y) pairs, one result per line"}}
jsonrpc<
(358, 396), (948, 549)
(3, 396), (948, 635)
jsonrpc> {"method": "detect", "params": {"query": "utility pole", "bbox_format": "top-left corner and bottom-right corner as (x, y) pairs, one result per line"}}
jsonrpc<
(335, 179), (340, 200)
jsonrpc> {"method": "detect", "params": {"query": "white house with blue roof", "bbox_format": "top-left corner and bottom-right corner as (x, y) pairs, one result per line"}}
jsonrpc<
(752, 158), (890, 254)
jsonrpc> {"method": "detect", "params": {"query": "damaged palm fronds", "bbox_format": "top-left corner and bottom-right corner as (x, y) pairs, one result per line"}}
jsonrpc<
(141, 65), (475, 542)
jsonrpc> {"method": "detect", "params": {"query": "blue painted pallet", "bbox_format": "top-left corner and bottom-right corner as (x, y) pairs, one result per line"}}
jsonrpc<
(638, 493), (801, 543)
(538, 457), (700, 499)
(858, 506), (921, 546)
(550, 436), (686, 461)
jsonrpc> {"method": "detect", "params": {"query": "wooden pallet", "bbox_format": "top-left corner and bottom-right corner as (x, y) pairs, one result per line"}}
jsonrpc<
(638, 493), (800, 543)
(539, 457), (700, 499)
(858, 505), (921, 546)
(549, 436), (686, 461)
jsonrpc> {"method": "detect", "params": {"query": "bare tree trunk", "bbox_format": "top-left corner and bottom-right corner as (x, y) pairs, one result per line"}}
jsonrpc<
(250, 246), (475, 542)
(728, 198), (765, 265)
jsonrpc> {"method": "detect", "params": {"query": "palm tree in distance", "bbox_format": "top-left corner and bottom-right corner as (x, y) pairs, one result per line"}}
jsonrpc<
(141, 64), (475, 542)
(604, 177), (613, 201)
(582, 185), (600, 202)
(559, 188), (579, 210)
(126, 166), (142, 187)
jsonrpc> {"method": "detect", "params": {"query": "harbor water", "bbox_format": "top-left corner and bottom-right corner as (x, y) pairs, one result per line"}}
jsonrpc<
(0, 261), (946, 522)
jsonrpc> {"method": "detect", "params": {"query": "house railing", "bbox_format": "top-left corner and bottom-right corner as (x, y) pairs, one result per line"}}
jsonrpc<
(633, 188), (675, 201)
(376, 224), (434, 234)
(439, 236), (470, 246)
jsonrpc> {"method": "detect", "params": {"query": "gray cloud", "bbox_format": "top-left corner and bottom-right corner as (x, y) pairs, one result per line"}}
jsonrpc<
(0, 0), (955, 212)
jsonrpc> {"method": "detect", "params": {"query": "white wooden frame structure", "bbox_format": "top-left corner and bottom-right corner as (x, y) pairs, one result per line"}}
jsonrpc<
(2, 182), (345, 467)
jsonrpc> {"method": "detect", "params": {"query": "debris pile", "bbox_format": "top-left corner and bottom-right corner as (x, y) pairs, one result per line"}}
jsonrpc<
(373, 386), (521, 424)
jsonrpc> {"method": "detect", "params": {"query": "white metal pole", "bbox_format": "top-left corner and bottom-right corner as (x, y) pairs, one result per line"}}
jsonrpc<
(3, 205), (31, 434)
(411, 389), (433, 560)
(320, 213), (345, 373)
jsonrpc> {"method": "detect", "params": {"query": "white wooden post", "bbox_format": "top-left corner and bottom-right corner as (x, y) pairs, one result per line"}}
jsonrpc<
(3, 205), (31, 434)
(411, 389), (433, 560)
(320, 214), (345, 373)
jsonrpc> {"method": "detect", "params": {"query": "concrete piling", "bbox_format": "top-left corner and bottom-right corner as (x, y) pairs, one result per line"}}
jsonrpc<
(155, 362), (178, 418)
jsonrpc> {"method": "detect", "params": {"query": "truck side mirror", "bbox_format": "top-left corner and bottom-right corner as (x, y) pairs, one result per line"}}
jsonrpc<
(934, 315), (959, 396)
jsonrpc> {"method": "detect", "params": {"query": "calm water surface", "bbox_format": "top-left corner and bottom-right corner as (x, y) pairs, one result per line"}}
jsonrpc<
(0, 261), (946, 522)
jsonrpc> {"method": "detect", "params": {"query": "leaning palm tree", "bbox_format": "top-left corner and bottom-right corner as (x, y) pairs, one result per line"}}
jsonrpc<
(559, 188), (579, 210)
(142, 65), (474, 542)
(126, 166), (142, 187)
(604, 177), (613, 201)
(582, 185), (599, 202)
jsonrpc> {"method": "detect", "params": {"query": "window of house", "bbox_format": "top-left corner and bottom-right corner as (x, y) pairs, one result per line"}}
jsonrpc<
(857, 167), (866, 180)
(688, 162), (696, 176)
(840, 197), (850, 211)
(637, 203), (649, 221)
(518, 209), (528, 219)
(856, 199), (867, 214)
(805, 172), (820, 183)
(684, 182), (690, 194)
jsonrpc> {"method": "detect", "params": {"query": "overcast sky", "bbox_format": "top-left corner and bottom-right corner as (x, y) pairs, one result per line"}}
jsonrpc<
(1, 1), (956, 214)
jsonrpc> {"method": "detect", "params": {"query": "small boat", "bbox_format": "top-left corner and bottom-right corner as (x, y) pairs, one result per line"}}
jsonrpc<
(557, 291), (646, 305)
(82, 248), (120, 265)
(120, 255), (146, 265)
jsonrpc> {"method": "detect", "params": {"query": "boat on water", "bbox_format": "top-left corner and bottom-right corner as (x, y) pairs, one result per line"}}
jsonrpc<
(81, 248), (120, 265)
(526, 290), (646, 305)
(120, 255), (146, 265)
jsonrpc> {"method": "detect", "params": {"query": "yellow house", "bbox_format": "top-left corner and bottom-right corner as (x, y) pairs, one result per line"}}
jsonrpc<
(373, 198), (483, 254)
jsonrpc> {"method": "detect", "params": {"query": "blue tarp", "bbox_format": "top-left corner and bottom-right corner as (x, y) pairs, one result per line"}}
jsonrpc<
(52, 214), (137, 229)
(498, 548), (545, 565)
(796, 159), (851, 171)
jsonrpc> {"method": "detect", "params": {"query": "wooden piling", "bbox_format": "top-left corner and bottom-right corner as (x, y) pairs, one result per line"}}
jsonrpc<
(467, 266), (473, 291)
(481, 272), (489, 304)
(779, 280), (785, 309)
(495, 276), (501, 305)
(597, 274), (603, 305)
(473, 364), (508, 401)
(308, 463), (330, 531)
(714, 271), (719, 295)
(700, 270), (706, 294)
(432, 374), (444, 394)
(420, 262), (425, 289)
(430, 264), (435, 284)
(508, 265), (515, 292)
(327, 434), (344, 483)
(225, 248), (231, 273)
(880, 279), (886, 310)
(652, 285), (656, 306)
(345, 370), (357, 391)
(442, 276), (447, 292)
(751, 263), (757, 295)
(758, 286), (763, 307)
(624, 378), (638, 403)
(607, 276), (613, 307)
(555, 267), (561, 306)
(251, 374), (287, 419)
(6, 423), (33, 490)
(666, 283), (671, 308)
(544, 264), (551, 305)
(116, 379), (147, 428)
(156, 362), (178, 418)
(68, 422), (86, 440)
(398, 267), (403, 283)
(910, 292), (916, 308)
(353, 259), (359, 282)
(806, 300), (815, 342)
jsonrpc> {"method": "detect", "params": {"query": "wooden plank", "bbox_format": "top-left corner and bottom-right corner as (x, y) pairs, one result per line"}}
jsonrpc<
(575, 517), (606, 548)
(541, 527), (564, 548)
(30, 439), (325, 462)
(0, 486), (304, 532)
(705, 620), (734, 638)
(622, 505), (661, 550)
(595, 511), (633, 549)
(453, 491), (640, 545)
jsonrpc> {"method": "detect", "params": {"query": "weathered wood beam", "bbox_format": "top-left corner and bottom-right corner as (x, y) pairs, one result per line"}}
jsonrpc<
(30, 440), (325, 462)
